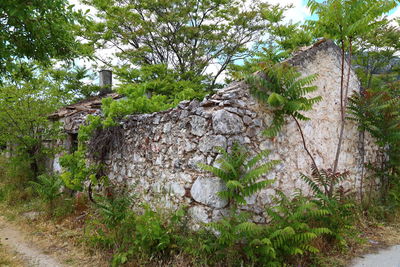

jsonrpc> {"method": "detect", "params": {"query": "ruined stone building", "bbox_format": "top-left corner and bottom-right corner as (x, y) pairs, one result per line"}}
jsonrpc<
(49, 40), (378, 223)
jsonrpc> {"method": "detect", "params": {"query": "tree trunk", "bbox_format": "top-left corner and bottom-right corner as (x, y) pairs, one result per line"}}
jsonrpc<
(333, 40), (353, 173)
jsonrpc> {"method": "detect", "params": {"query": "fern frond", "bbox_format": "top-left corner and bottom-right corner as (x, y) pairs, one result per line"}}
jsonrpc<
(246, 150), (271, 169)
(226, 180), (244, 190)
(243, 160), (280, 183)
(236, 222), (261, 234)
(243, 180), (275, 198)
(300, 173), (324, 195)
(198, 163), (230, 181)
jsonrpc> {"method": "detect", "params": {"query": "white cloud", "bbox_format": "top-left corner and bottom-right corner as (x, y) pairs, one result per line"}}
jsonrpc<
(68, 0), (96, 16)
(263, 0), (310, 23)
(389, 7), (400, 27)
(389, 7), (400, 19)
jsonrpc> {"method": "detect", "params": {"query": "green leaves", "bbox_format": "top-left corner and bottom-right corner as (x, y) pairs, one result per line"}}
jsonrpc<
(200, 143), (279, 207)
(59, 150), (102, 191)
(100, 64), (208, 125)
(83, 0), (269, 87)
(300, 167), (350, 199)
(29, 174), (63, 203)
(348, 86), (400, 202)
(265, 191), (334, 260)
(248, 62), (321, 137)
(307, 0), (397, 47)
(0, 0), (88, 80)
(206, 189), (337, 265)
(267, 92), (286, 107)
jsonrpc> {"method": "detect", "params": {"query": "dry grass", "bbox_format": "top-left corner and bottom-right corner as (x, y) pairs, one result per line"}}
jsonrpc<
(2, 198), (400, 267)
(0, 202), (109, 267)
(0, 243), (24, 267)
(318, 220), (400, 267)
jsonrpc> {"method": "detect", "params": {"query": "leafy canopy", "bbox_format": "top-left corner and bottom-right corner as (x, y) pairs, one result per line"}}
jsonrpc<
(0, 0), (88, 80)
(353, 21), (400, 90)
(0, 62), (102, 179)
(100, 64), (208, 127)
(83, 0), (270, 87)
(307, 0), (398, 47)
(228, 4), (314, 80)
(348, 84), (400, 201)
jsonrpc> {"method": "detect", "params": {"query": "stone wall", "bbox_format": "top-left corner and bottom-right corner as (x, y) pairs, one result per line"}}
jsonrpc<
(94, 40), (379, 223)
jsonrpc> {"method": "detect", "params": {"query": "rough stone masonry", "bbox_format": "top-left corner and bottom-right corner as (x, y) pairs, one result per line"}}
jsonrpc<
(52, 40), (379, 223)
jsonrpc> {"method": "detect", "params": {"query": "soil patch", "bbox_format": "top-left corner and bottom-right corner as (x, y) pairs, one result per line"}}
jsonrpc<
(0, 216), (63, 266)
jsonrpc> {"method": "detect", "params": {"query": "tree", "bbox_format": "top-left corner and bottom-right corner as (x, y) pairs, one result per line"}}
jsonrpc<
(353, 22), (400, 89)
(46, 64), (103, 104)
(100, 64), (208, 126)
(348, 83), (400, 203)
(82, 0), (271, 88)
(0, 0), (88, 81)
(0, 77), (60, 177)
(348, 20), (400, 203)
(307, 0), (398, 173)
(227, 4), (314, 81)
(0, 63), (101, 178)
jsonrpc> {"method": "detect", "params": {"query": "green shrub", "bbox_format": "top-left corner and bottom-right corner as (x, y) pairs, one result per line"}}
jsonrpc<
(129, 205), (186, 258)
(29, 174), (63, 214)
(193, 191), (333, 266)
(199, 143), (279, 208)
(198, 143), (335, 266)
(265, 191), (332, 265)
(205, 211), (276, 266)
(0, 155), (35, 205)
(300, 168), (356, 246)
(85, 194), (188, 266)
(59, 150), (101, 192)
(348, 86), (400, 208)
(247, 61), (321, 137)
(85, 194), (135, 252)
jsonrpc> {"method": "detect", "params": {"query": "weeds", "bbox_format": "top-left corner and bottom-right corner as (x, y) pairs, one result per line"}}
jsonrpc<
(199, 143), (279, 208)
(0, 141), (393, 267)
(0, 156), (34, 205)
(29, 174), (63, 215)
(84, 193), (188, 266)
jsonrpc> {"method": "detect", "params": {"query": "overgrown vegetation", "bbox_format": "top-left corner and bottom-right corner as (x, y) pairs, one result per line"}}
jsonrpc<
(0, 0), (400, 266)
(199, 144), (279, 208)
(76, 144), (354, 266)
(348, 79), (400, 216)
(247, 61), (322, 175)
(309, 0), (398, 175)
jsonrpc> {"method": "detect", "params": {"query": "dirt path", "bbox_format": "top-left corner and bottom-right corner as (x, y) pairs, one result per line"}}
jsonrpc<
(349, 245), (400, 267)
(0, 217), (64, 267)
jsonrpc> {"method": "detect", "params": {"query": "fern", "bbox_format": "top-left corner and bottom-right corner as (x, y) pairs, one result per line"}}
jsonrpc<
(300, 165), (350, 199)
(247, 61), (321, 138)
(349, 88), (400, 203)
(29, 174), (63, 214)
(206, 211), (281, 266)
(265, 191), (333, 263)
(199, 143), (279, 208)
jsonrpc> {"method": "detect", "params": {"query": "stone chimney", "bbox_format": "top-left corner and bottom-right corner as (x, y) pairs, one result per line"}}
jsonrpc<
(99, 70), (112, 95)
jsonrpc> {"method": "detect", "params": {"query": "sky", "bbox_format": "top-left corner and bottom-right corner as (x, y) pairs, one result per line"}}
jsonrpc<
(70, 0), (312, 22)
(69, 0), (400, 23)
